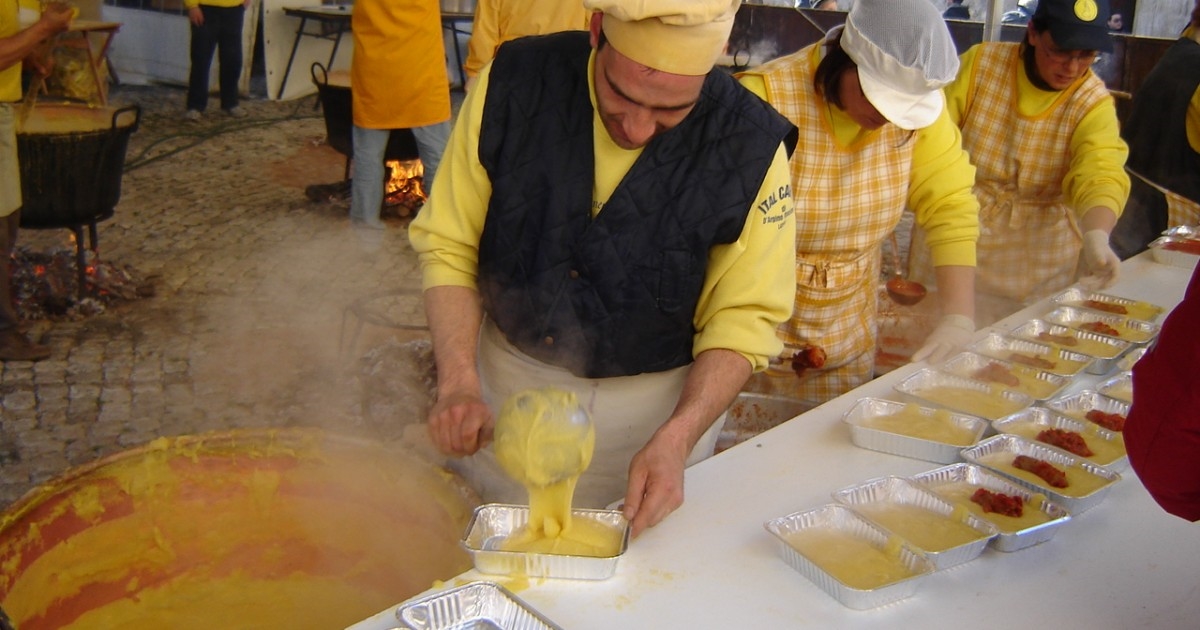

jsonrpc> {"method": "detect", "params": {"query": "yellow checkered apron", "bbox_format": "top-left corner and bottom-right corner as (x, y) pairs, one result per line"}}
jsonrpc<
(910, 43), (1112, 305)
(741, 46), (914, 403)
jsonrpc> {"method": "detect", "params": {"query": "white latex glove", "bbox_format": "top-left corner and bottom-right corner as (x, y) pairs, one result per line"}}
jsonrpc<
(912, 314), (975, 364)
(1079, 229), (1121, 290)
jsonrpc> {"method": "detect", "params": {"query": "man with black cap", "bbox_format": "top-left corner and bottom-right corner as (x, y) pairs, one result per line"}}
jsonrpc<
(909, 0), (1129, 316)
(409, 0), (798, 536)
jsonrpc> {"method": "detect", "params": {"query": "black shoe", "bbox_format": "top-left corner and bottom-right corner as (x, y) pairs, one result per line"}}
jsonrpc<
(0, 330), (51, 361)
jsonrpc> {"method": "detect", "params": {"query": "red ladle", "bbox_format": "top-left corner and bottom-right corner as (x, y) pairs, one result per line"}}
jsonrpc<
(886, 232), (927, 306)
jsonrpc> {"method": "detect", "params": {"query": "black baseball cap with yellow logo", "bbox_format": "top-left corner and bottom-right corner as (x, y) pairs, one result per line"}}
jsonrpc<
(1034, 0), (1114, 52)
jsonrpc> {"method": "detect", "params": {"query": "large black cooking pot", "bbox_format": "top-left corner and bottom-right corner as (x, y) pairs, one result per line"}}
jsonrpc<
(310, 62), (419, 166)
(16, 103), (140, 230)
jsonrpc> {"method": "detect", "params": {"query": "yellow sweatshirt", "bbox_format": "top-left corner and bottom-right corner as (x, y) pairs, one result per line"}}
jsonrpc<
(409, 53), (797, 372)
(184, 0), (245, 9)
(464, 0), (591, 79)
(945, 44), (1129, 221)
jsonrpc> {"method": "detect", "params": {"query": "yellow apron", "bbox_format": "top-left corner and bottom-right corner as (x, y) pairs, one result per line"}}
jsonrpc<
(740, 45), (914, 404)
(910, 43), (1110, 306)
(350, 0), (451, 129)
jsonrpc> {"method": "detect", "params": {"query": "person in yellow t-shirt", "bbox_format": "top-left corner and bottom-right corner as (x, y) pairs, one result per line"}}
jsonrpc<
(409, 0), (797, 537)
(184, 0), (249, 120)
(737, 0), (980, 403)
(463, 0), (591, 93)
(1112, 1), (1200, 258)
(0, 0), (72, 362)
(909, 0), (1130, 315)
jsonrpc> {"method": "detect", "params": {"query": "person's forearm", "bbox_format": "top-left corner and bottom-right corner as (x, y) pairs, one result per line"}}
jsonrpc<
(1080, 206), (1118, 234)
(654, 348), (751, 452)
(0, 20), (59, 70)
(424, 285), (485, 397)
(934, 264), (975, 319)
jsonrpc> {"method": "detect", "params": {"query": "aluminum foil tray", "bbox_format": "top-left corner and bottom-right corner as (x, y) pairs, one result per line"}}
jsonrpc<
(1050, 287), (1165, 322)
(1096, 371), (1134, 404)
(764, 503), (935, 609)
(460, 504), (629, 580)
(1044, 389), (1130, 433)
(940, 351), (1071, 402)
(842, 397), (989, 464)
(395, 581), (563, 630)
(1148, 235), (1200, 269)
(831, 476), (997, 570)
(894, 368), (1034, 421)
(992, 407), (1127, 472)
(909, 463), (1071, 552)
(968, 331), (1096, 377)
(1044, 306), (1160, 346)
(960, 435), (1121, 514)
(1010, 319), (1131, 373)
(1117, 346), (1146, 372)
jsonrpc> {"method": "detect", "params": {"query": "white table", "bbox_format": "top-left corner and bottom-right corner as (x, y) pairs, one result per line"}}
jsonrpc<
(352, 253), (1199, 630)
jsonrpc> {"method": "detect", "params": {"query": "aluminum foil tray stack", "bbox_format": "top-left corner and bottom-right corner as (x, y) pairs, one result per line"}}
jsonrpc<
(968, 331), (1097, 378)
(894, 368), (1035, 421)
(1050, 287), (1165, 322)
(993, 407), (1128, 472)
(940, 351), (1071, 402)
(395, 581), (563, 630)
(842, 397), (989, 464)
(460, 504), (630, 580)
(1010, 319), (1131, 375)
(764, 503), (935, 610)
(1045, 389), (1131, 432)
(1148, 235), (1200, 269)
(960, 435), (1121, 514)
(909, 463), (1071, 552)
(1044, 306), (1161, 347)
(1096, 371), (1134, 404)
(831, 476), (997, 570)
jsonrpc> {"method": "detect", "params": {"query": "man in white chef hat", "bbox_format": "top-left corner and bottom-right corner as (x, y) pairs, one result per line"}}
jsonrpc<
(410, 0), (799, 537)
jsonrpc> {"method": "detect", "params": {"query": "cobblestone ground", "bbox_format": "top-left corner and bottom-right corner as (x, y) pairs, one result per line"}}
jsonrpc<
(0, 85), (436, 508)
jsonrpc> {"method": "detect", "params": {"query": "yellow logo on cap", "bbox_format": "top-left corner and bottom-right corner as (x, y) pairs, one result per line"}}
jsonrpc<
(1075, 0), (1099, 21)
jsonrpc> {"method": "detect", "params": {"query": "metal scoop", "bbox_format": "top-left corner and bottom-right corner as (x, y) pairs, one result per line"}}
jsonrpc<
(886, 232), (927, 306)
(495, 388), (595, 488)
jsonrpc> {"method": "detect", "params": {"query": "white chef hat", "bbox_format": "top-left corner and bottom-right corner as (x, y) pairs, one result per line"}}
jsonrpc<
(583, 0), (742, 76)
(841, 0), (960, 130)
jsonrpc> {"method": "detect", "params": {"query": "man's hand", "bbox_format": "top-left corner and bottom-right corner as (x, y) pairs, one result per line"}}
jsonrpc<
(912, 313), (974, 363)
(426, 390), (493, 457)
(1080, 229), (1121, 290)
(189, 7), (204, 27)
(39, 2), (74, 33)
(622, 429), (690, 538)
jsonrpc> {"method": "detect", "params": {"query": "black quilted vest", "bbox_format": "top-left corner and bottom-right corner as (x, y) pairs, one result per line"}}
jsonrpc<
(477, 32), (797, 378)
(1122, 37), (1200, 205)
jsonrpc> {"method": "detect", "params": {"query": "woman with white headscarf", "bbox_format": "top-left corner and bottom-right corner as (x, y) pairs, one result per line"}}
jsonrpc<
(737, 0), (979, 404)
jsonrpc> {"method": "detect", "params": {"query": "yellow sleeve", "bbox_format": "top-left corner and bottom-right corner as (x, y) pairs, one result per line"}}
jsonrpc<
(407, 65), (494, 290)
(1065, 96), (1130, 220)
(908, 107), (979, 268)
(942, 45), (982, 127)
(1189, 85), (1200, 154)
(692, 144), (795, 372)
(463, 0), (500, 79)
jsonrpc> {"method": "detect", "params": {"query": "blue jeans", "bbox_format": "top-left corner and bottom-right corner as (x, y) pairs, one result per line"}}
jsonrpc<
(350, 121), (450, 226)
(187, 5), (245, 112)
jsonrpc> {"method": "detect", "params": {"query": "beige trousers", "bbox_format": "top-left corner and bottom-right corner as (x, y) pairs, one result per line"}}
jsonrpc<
(449, 320), (724, 509)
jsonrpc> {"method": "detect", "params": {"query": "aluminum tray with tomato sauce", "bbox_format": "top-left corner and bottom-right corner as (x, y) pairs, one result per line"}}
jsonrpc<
(1009, 318), (1132, 374)
(960, 435), (1121, 514)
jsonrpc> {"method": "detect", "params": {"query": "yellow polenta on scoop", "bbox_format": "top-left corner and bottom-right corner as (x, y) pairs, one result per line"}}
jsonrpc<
(494, 388), (621, 557)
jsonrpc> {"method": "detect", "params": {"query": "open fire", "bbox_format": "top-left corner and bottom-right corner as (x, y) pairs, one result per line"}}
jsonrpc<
(304, 158), (427, 219)
(10, 245), (154, 321)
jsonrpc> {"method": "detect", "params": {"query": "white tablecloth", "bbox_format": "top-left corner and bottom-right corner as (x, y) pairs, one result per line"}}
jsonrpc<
(351, 253), (1199, 630)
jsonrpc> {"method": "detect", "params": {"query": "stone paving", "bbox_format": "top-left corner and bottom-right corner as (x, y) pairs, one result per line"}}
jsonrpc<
(0, 85), (438, 508)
